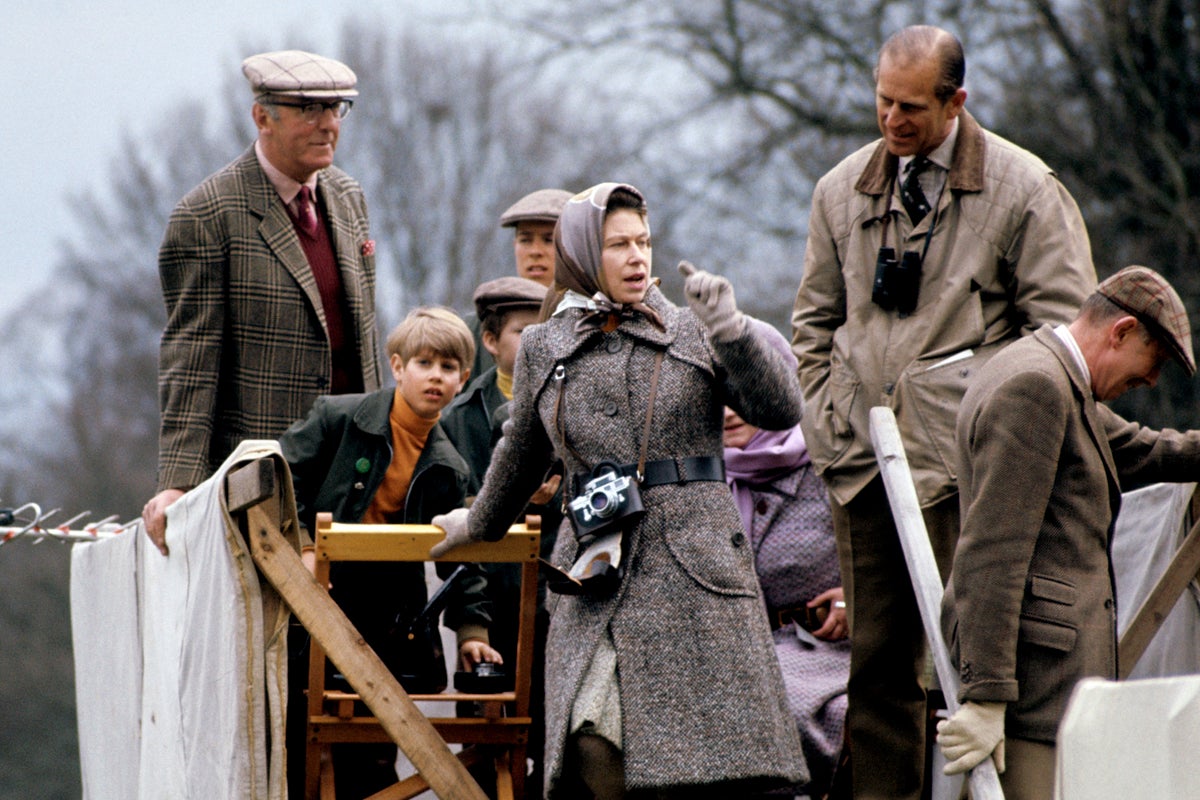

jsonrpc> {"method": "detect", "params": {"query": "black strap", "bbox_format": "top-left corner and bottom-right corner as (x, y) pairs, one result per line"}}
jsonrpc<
(572, 455), (725, 495)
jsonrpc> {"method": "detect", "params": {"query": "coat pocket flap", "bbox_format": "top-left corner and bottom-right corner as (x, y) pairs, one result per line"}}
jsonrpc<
(1029, 575), (1077, 605)
(1019, 616), (1077, 652)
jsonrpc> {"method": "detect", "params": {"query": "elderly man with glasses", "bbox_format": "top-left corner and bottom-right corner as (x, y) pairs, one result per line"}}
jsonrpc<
(141, 48), (382, 796)
(144, 49), (382, 550)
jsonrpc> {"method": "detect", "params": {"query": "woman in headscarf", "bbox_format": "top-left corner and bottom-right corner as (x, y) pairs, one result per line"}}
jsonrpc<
(431, 182), (806, 798)
(724, 319), (851, 799)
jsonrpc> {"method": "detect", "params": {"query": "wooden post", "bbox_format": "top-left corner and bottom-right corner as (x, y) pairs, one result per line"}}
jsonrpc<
(226, 457), (487, 800)
(869, 406), (1005, 800)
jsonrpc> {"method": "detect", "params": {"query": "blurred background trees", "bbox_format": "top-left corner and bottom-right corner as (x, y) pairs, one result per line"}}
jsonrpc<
(4, 1), (1200, 795)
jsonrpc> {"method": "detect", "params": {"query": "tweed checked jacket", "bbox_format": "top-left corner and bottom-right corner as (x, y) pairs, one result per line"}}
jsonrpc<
(792, 111), (1096, 508)
(467, 286), (807, 793)
(156, 147), (382, 492)
(943, 327), (1200, 742)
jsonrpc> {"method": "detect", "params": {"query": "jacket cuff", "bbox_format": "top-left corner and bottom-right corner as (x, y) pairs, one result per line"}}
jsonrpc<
(456, 624), (490, 647)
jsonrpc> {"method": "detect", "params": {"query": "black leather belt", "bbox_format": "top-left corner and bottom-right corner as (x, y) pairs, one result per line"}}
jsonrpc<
(571, 456), (725, 496)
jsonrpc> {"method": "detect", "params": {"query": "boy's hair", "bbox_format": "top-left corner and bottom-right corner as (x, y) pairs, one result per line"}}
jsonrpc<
(386, 306), (475, 368)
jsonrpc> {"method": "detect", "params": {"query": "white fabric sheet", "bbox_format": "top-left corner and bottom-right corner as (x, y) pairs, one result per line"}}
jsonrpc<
(72, 441), (295, 800)
(1111, 482), (1200, 678)
(71, 523), (143, 800)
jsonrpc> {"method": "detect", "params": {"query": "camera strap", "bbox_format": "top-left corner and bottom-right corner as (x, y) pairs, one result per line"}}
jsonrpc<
(552, 348), (665, 485)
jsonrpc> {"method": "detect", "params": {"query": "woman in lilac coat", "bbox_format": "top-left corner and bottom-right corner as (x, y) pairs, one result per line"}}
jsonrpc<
(723, 322), (851, 798)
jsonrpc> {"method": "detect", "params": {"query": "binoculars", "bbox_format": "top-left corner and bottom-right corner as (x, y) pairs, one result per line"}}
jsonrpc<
(872, 246), (922, 315)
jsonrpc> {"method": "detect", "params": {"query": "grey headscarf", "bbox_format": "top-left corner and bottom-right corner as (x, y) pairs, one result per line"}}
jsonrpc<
(543, 182), (664, 331)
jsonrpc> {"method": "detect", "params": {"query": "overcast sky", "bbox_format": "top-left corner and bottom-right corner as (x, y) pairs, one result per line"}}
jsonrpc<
(1, 0), (448, 316)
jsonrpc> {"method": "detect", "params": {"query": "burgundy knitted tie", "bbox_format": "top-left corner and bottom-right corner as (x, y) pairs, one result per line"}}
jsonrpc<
(296, 186), (320, 236)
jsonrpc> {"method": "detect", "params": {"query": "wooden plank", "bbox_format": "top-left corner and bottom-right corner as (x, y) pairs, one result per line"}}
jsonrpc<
(315, 519), (540, 563)
(869, 406), (1005, 800)
(226, 460), (488, 800)
(1117, 490), (1200, 679)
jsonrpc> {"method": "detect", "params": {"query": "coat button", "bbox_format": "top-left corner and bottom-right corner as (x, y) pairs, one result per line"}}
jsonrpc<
(731, 531), (745, 547)
(755, 499), (768, 515)
(883, 382), (895, 395)
(355, 458), (371, 473)
(603, 400), (619, 416)
(1104, 598), (1114, 609)
(606, 337), (623, 353)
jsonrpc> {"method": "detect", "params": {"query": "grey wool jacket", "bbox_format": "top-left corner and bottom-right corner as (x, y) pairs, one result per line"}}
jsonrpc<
(467, 285), (808, 794)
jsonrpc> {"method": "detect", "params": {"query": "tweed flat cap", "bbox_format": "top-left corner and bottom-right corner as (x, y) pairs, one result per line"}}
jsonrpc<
(473, 276), (548, 320)
(242, 50), (358, 100)
(1097, 265), (1195, 375)
(499, 189), (573, 228)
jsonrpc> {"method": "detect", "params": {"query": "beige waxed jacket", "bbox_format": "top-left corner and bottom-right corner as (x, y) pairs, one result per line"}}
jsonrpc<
(792, 111), (1096, 507)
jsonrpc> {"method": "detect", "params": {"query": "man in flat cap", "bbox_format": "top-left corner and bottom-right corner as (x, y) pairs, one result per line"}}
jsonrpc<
(142, 50), (381, 798)
(500, 187), (573, 287)
(938, 266), (1200, 799)
(465, 187), (571, 386)
(143, 49), (381, 550)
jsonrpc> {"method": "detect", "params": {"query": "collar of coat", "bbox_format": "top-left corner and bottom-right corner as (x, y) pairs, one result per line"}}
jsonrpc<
(854, 110), (986, 197)
(1032, 326), (1121, 498)
(547, 284), (680, 361)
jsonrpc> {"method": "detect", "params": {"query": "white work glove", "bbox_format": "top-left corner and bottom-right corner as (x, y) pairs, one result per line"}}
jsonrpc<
(936, 700), (1007, 775)
(429, 508), (474, 558)
(678, 260), (746, 343)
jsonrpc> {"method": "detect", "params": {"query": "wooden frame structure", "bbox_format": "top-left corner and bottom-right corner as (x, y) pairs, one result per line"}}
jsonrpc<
(223, 456), (495, 800)
(306, 511), (541, 800)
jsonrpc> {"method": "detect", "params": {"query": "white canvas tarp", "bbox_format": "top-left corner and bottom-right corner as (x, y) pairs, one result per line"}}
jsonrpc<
(1056, 483), (1200, 798)
(71, 441), (295, 800)
(1111, 482), (1200, 678)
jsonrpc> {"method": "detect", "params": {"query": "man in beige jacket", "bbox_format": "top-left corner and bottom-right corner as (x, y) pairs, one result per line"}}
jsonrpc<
(791, 25), (1096, 800)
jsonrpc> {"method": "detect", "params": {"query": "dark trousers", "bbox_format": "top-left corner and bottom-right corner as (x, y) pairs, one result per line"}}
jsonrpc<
(829, 475), (959, 800)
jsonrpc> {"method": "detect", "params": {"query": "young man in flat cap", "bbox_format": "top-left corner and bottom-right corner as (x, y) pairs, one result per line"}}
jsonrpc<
(939, 266), (1200, 800)
(466, 188), (572, 385)
(143, 49), (381, 551)
(444, 275), (548, 494)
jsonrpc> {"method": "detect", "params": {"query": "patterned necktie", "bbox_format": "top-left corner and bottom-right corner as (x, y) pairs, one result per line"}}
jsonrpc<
(295, 186), (320, 236)
(900, 156), (933, 225)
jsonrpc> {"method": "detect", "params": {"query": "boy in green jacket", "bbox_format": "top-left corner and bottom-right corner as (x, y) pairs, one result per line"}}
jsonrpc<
(280, 306), (499, 797)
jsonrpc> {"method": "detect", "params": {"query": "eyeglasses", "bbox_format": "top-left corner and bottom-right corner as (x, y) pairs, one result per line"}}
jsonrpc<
(266, 99), (353, 124)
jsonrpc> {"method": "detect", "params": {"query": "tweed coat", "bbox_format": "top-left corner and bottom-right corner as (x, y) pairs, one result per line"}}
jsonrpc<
(943, 326), (1200, 742)
(157, 146), (382, 492)
(466, 286), (807, 793)
(792, 111), (1096, 509)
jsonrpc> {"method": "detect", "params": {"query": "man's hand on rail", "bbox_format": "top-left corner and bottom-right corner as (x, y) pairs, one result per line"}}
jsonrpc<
(429, 507), (473, 558)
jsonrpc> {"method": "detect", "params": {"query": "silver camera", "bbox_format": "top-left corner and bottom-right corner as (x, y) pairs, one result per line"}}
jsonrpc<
(567, 463), (644, 542)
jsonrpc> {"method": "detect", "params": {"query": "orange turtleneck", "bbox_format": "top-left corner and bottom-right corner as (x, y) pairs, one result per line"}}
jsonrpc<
(361, 389), (439, 524)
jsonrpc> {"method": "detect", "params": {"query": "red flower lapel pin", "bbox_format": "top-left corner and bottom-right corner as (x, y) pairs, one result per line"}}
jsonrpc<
(361, 239), (376, 257)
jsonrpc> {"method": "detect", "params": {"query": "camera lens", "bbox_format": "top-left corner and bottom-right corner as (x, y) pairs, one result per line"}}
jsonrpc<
(589, 489), (615, 517)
